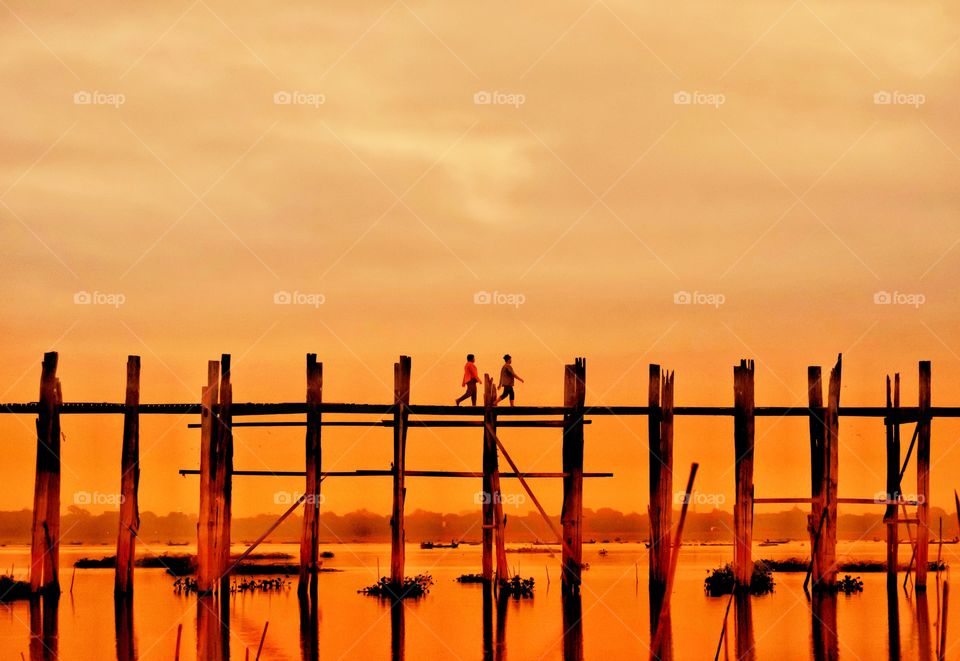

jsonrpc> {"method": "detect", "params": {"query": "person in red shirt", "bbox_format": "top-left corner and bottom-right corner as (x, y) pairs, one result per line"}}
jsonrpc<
(455, 354), (481, 406)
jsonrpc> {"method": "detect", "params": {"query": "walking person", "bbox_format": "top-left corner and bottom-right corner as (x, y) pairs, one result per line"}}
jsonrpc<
(455, 354), (481, 406)
(497, 354), (524, 406)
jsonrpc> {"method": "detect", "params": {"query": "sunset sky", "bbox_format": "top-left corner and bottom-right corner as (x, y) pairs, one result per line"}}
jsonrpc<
(1, 1), (959, 524)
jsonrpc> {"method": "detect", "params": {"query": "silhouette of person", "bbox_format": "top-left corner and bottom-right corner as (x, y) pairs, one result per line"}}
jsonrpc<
(455, 354), (481, 406)
(497, 354), (524, 406)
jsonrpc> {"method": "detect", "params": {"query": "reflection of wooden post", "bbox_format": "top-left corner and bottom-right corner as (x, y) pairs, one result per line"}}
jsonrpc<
(31, 351), (61, 595)
(648, 365), (673, 600)
(917, 360), (931, 590)
(733, 360), (755, 589)
(822, 356), (842, 589)
(299, 354), (323, 597)
(810, 591), (838, 661)
(734, 591), (755, 661)
(197, 360), (219, 594)
(884, 374), (900, 583)
(561, 358), (586, 594)
(391, 356), (411, 586)
(215, 354), (232, 596)
(115, 356), (141, 596)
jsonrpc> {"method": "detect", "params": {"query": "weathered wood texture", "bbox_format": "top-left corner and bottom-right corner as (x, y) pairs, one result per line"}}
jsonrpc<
(820, 356), (843, 589)
(115, 355), (141, 596)
(391, 356), (411, 585)
(215, 354), (233, 596)
(483, 375), (509, 583)
(885, 374), (900, 581)
(561, 358), (586, 594)
(299, 354), (323, 596)
(31, 351), (61, 594)
(197, 361), (220, 594)
(733, 359), (755, 588)
(916, 360), (932, 590)
(648, 365), (674, 596)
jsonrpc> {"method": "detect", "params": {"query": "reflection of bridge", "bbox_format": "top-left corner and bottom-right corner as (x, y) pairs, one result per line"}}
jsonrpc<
(4, 351), (950, 658)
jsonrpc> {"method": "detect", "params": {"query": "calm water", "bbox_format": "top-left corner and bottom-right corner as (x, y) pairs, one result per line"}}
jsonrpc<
(0, 541), (953, 660)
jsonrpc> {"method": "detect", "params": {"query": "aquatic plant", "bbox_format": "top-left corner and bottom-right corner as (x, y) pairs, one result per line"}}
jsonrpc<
(704, 562), (774, 596)
(359, 574), (434, 599)
(834, 575), (864, 594)
(498, 575), (535, 599)
(0, 575), (31, 601)
(456, 573), (485, 583)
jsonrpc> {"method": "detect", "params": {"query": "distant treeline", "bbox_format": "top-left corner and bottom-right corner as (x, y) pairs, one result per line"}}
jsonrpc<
(0, 506), (954, 545)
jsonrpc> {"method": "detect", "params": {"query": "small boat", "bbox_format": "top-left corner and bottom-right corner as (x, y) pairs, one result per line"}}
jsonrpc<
(758, 539), (789, 547)
(420, 541), (459, 550)
(167, 541), (189, 546)
(598, 549), (608, 556)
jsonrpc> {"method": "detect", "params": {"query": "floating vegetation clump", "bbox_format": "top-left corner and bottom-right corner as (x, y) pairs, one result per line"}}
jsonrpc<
(761, 557), (947, 574)
(834, 575), (864, 594)
(0, 575), (31, 602)
(231, 577), (289, 593)
(704, 562), (774, 597)
(456, 573), (485, 584)
(321, 551), (335, 559)
(498, 575), (535, 599)
(359, 574), (434, 599)
(172, 576), (198, 594)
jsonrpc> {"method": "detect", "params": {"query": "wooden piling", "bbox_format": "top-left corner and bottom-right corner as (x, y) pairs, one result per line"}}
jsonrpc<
(733, 359), (755, 589)
(648, 365), (673, 599)
(807, 365), (825, 584)
(391, 356), (411, 586)
(917, 360), (932, 590)
(115, 356), (141, 596)
(215, 354), (233, 596)
(821, 355), (842, 589)
(299, 354), (323, 597)
(561, 358), (586, 594)
(197, 360), (220, 594)
(884, 374), (900, 583)
(30, 351), (61, 595)
(482, 375), (509, 584)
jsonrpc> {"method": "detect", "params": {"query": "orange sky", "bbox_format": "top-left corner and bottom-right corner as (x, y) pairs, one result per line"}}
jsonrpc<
(1, 1), (959, 521)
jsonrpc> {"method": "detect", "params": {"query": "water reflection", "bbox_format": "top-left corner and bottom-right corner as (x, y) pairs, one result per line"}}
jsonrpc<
(562, 591), (583, 661)
(915, 592), (933, 661)
(390, 597), (405, 661)
(734, 592), (755, 661)
(299, 589), (319, 661)
(482, 589), (510, 661)
(197, 595), (228, 661)
(810, 591), (837, 661)
(113, 595), (136, 661)
(648, 585), (671, 661)
(886, 581), (900, 661)
(29, 594), (58, 661)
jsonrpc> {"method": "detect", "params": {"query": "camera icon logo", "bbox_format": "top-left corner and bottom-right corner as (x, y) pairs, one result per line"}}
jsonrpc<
(473, 90), (492, 105)
(73, 491), (92, 505)
(673, 290), (692, 304)
(873, 291), (892, 304)
(73, 290), (92, 304)
(73, 90), (92, 105)
(673, 91), (692, 105)
(273, 91), (292, 105)
(473, 491), (492, 505)
(873, 91), (892, 105)
(274, 491), (293, 505)
(274, 290), (292, 304)
(473, 290), (492, 304)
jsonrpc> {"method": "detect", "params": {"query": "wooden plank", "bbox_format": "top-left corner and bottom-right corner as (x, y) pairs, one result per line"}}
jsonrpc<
(733, 359), (755, 589)
(197, 360), (220, 594)
(885, 374), (900, 582)
(299, 354), (323, 597)
(561, 358), (586, 594)
(30, 351), (60, 595)
(390, 356), (411, 586)
(115, 355), (141, 596)
(215, 354), (233, 597)
(916, 360), (932, 590)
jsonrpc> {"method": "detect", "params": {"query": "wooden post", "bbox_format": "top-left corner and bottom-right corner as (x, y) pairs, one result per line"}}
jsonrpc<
(884, 374), (900, 583)
(561, 358), (586, 594)
(807, 365), (825, 585)
(648, 365), (673, 600)
(115, 356), (141, 596)
(391, 356), (411, 587)
(821, 355), (842, 589)
(215, 354), (233, 596)
(733, 359), (755, 589)
(481, 376), (494, 583)
(917, 360), (932, 590)
(197, 360), (220, 594)
(486, 376), (508, 583)
(299, 354), (323, 597)
(31, 351), (61, 595)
